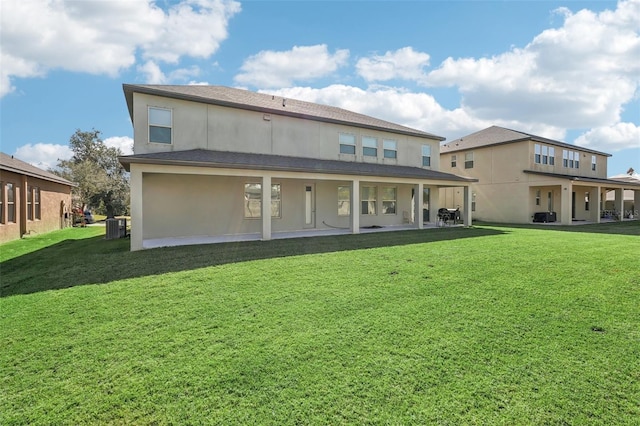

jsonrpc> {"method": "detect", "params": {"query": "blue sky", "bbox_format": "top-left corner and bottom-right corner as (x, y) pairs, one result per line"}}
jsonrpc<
(1, 0), (638, 176)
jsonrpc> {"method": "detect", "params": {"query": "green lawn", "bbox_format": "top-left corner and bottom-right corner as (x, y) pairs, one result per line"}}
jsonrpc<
(1, 222), (639, 424)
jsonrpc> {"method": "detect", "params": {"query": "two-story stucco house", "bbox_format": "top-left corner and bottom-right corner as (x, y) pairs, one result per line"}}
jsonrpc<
(119, 85), (476, 251)
(439, 126), (640, 225)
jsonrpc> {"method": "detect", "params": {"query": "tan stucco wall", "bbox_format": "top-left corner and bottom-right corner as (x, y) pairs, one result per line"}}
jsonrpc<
(132, 93), (441, 170)
(0, 170), (72, 244)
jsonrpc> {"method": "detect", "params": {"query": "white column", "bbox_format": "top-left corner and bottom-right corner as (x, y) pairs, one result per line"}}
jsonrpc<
(615, 188), (624, 221)
(351, 179), (360, 234)
(130, 167), (144, 251)
(463, 185), (472, 226)
(560, 184), (572, 225)
(415, 183), (424, 229)
(594, 186), (601, 223)
(261, 175), (272, 240)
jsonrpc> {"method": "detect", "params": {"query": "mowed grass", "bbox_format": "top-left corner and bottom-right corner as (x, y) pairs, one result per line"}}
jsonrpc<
(1, 222), (639, 424)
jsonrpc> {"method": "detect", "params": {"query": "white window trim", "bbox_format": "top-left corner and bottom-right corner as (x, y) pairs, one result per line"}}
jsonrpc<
(339, 133), (356, 155)
(148, 106), (173, 145)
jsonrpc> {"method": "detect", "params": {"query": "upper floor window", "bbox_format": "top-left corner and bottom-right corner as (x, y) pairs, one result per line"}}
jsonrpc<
(451, 154), (457, 168)
(534, 144), (541, 163)
(535, 144), (555, 165)
(465, 152), (474, 169)
(338, 186), (350, 216)
(244, 183), (281, 218)
(149, 107), (172, 144)
(422, 145), (431, 167)
(562, 149), (579, 169)
(383, 139), (397, 159)
(591, 155), (596, 171)
(549, 147), (555, 165)
(362, 137), (378, 157)
(339, 133), (356, 155)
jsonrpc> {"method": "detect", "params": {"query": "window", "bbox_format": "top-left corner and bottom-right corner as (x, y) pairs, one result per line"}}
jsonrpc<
(591, 155), (596, 171)
(362, 136), (377, 157)
(547, 191), (553, 211)
(542, 145), (548, 165)
(569, 151), (574, 168)
(361, 186), (377, 215)
(535, 189), (541, 206)
(451, 154), (457, 168)
(585, 192), (590, 211)
(27, 186), (33, 220)
(563, 150), (569, 167)
(575, 153), (580, 169)
(382, 187), (396, 215)
(383, 139), (397, 159)
(0, 182), (3, 224)
(534, 144), (541, 164)
(244, 183), (281, 218)
(149, 107), (172, 144)
(338, 186), (350, 216)
(465, 152), (474, 169)
(339, 133), (356, 155)
(422, 145), (431, 167)
(472, 192), (476, 212)
(6, 183), (15, 223)
(34, 187), (41, 219)
(549, 147), (555, 165)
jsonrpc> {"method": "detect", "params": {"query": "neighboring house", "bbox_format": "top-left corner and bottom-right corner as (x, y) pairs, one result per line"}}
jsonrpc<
(0, 152), (74, 244)
(606, 169), (640, 217)
(439, 126), (640, 225)
(119, 84), (476, 251)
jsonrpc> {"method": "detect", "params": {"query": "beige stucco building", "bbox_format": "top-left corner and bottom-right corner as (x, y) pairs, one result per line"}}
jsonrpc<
(439, 126), (640, 225)
(0, 152), (74, 244)
(119, 85), (476, 251)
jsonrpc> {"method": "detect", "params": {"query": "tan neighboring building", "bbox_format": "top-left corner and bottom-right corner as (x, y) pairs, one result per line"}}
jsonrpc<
(0, 152), (74, 244)
(439, 126), (640, 225)
(119, 84), (476, 251)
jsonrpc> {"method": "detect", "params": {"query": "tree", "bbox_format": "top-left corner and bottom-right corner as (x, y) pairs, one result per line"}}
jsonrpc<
(54, 129), (130, 217)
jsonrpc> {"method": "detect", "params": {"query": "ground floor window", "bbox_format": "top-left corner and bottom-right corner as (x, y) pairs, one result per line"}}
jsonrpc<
(361, 186), (377, 215)
(472, 192), (476, 212)
(338, 186), (350, 216)
(6, 183), (15, 223)
(585, 192), (590, 211)
(382, 187), (396, 215)
(27, 186), (33, 220)
(244, 183), (281, 218)
(535, 189), (541, 206)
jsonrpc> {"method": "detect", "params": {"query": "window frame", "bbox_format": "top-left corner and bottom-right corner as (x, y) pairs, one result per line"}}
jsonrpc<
(549, 147), (555, 165)
(244, 183), (282, 219)
(0, 181), (4, 224)
(534, 144), (541, 164)
(422, 145), (431, 167)
(6, 183), (15, 223)
(465, 152), (474, 169)
(362, 136), (378, 157)
(382, 186), (397, 215)
(535, 189), (541, 206)
(339, 133), (356, 155)
(148, 106), (173, 144)
(34, 187), (41, 220)
(27, 186), (33, 221)
(361, 186), (377, 215)
(338, 186), (350, 216)
(591, 155), (596, 171)
(451, 154), (457, 168)
(383, 139), (397, 159)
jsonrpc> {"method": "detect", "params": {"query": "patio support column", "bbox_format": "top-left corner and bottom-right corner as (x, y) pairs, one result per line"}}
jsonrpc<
(615, 188), (624, 221)
(634, 190), (640, 218)
(351, 179), (360, 234)
(261, 175), (272, 240)
(463, 185), (472, 226)
(594, 186), (601, 224)
(130, 167), (144, 251)
(415, 183), (423, 229)
(560, 184), (572, 225)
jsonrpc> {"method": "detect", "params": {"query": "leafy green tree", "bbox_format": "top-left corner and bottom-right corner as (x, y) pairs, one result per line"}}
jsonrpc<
(54, 129), (130, 217)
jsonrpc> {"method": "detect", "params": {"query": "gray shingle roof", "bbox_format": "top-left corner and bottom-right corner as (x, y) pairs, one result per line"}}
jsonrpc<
(123, 84), (445, 141)
(0, 152), (74, 186)
(441, 126), (610, 157)
(119, 149), (475, 183)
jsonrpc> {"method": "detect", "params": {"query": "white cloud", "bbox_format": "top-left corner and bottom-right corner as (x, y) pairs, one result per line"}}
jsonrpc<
(356, 47), (430, 82)
(574, 122), (640, 151)
(234, 45), (349, 87)
(137, 61), (202, 85)
(104, 136), (134, 156)
(0, 0), (241, 97)
(13, 143), (73, 171)
(424, 0), (640, 132)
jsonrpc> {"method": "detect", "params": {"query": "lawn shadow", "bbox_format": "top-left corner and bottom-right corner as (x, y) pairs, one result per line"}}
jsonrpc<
(1, 226), (504, 297)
